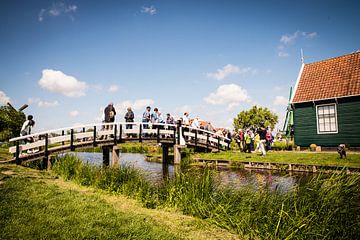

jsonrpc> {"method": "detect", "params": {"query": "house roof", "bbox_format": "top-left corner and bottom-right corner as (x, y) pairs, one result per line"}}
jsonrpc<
(292, 51), (360, 103)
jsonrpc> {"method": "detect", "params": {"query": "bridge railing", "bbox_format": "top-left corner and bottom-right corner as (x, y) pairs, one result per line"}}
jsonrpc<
(8, 122), (231, 162)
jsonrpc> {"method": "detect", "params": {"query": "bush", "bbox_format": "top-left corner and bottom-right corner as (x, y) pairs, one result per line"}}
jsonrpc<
(272, 141), (295, 151)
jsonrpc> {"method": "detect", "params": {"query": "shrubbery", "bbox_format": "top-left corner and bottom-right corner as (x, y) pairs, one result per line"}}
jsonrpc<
(271, 141), (296, 151)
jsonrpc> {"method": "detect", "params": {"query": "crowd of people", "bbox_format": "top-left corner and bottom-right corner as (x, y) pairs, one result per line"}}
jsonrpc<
(234, 124), (274, 156)
(101, 103), (275, 155)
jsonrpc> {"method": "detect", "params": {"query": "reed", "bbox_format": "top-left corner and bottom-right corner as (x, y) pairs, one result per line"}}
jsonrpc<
(53, 154), (360, 239)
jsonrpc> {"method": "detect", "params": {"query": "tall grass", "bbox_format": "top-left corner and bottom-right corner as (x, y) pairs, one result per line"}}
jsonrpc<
(53, 154), (360, 239)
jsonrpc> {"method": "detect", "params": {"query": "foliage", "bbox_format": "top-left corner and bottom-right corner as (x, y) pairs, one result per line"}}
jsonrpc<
(52, 154), (360, 239)
(233, 105), (278, 132)
(271, 141), (296, 151)
(0, 105), (25, 142)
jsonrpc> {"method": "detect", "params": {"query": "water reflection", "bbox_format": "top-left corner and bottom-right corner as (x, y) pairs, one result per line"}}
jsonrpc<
(64, 152), (312, 191)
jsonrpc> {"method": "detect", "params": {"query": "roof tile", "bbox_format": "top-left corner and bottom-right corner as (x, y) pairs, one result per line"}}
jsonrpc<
(292, 52), (360, 103)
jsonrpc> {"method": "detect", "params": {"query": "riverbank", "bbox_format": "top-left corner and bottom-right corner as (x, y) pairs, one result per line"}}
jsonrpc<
(0, 164), (239, 240)
(2, 142), (360, 169)
(192, 151), (360, 168)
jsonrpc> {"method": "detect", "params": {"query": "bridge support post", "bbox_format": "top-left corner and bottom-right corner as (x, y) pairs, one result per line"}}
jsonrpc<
(102, 147), (110, 166)
(15, 140), (20, 165)
(42, 133), (49, 169)
(174, 145), (185, 165)
(162, 144), (169, 163)
(111, 145), (120, 166)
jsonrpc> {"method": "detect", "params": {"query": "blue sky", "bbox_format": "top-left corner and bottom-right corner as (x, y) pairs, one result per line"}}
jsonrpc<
(1, 0), (359, 132)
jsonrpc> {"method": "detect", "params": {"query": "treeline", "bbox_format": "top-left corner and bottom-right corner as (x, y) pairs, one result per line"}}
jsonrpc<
(0, 106), (25, 142)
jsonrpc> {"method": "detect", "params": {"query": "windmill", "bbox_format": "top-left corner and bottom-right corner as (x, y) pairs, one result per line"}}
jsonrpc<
(7, 102), (28, 112)
(282, 87), (294, 140)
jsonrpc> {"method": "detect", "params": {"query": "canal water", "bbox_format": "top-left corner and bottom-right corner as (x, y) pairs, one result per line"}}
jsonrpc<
(66, 152), (313, 191)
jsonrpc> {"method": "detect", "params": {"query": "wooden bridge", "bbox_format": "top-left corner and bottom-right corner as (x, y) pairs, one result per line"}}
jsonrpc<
(8, 122), (231, 166)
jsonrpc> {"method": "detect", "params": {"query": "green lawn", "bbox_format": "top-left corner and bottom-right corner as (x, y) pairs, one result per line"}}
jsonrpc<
(0, 164), (239, 240)
(192, 151), (360, 168)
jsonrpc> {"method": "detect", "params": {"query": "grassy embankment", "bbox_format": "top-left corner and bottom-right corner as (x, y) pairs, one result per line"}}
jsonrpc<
(0, 163), (239, 240)
(23, 154), (360, 239)
(192, 151), (360, 168)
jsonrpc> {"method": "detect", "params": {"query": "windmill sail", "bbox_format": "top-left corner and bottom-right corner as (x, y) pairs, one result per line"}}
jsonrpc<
(283, 87), (294, 137)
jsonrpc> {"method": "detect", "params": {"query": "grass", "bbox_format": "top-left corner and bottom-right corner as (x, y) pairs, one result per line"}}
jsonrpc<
(0, 164), (239, 240)
(0, 142), (12, 161)
(192, 151), (360, 168)
(49, 154), (360, 239)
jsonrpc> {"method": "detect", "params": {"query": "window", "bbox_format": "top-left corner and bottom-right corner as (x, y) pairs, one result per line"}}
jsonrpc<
(316, 104), (338, 134)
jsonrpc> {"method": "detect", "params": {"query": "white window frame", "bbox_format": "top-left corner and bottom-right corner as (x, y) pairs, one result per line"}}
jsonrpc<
(316, 103), (338, 134)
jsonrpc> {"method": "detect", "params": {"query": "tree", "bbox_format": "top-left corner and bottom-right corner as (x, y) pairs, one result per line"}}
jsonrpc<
(0, 105), (26, 142)
(233, 105), (278, 132)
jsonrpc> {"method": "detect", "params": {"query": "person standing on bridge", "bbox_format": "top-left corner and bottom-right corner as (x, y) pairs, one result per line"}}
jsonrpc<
(124, 107), (134, 129)
(142, 106), (151, 131)
(191, 116), (200, 129)
(166, 113), (175, 125)
(20, 115), (35, 144)
(124, 107), (134, 137)
(104, 103), (116, 131)
(182, 112), (190, 126)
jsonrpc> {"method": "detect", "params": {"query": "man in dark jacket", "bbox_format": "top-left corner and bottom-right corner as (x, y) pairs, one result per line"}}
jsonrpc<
(257, 124), (267, 156)
(104, 103), (116, 130)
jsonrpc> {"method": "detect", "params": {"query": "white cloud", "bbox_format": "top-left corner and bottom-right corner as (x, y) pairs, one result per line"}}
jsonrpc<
(273, 96), (288, 106)
(175, 105), (192, 115)
(69, 110), (79, 117)
(38, 100), (59, 108)
(133, 99), (154, 110)
(207, 64), (255, 81)
(108, 85), (119, 93)
(280, 30), (317, 45)
(0, 90), (11, 105)
(114, 99), (155, 117)
(278, 51), (289, 57)
(28, 97), (40, 104)
(306, 32), (317, 39)
(38, 69), (87, 97)
(28, 98), (59, 108)
(204, 84), (250, 110)
(141, 5), (157, 15)
(278, 30), (317, 57)
(38, 2), (77, 22)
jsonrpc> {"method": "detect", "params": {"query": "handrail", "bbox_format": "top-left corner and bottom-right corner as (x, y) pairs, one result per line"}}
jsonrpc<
(9, 122), (230, 142)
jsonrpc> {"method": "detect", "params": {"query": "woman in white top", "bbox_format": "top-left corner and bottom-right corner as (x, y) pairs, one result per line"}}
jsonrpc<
(182, 112), (190, 126)
(20, 115), (35, 143)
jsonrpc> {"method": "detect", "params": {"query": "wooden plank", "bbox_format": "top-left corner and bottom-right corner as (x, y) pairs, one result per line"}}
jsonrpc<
(74, 132), (93, 140)
(97, 130), (113, 136)
(159, 129), (174, 135)
(10, 140), (46, 153)
(123, 129), (139, 134)
(49, 135), (71, 144)
(143, 129), (157, 134)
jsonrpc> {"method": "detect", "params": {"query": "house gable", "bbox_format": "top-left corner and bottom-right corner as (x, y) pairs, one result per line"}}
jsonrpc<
(291, 52), (360, 104)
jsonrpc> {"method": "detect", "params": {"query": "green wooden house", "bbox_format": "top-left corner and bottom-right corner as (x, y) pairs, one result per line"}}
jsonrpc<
(290, 52), (360, 148)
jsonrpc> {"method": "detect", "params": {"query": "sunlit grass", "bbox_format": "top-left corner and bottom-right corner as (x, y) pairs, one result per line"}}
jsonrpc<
(192, 151), (360, 168)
